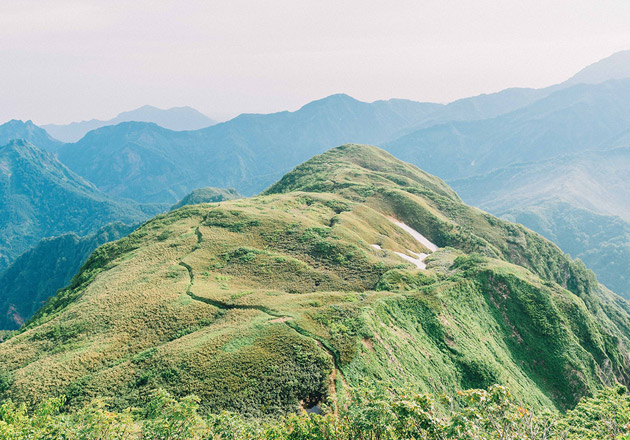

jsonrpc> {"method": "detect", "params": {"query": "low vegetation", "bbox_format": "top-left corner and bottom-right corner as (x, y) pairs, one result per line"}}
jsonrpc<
(170, 187), (242, 210)
(2, 385), (630, 439)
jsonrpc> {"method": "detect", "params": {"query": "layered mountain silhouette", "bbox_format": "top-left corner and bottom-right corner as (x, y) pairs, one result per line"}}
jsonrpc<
(0, 120), (62, 152)
(384, 79), (630, 180)
(0, 140), (158, 271)
(56, 95), (443, 202)
(2, 145), (629, 416)
(565, 49), (630, 86)
(1, 49), (629, 319)
(43, 105), (216, 143)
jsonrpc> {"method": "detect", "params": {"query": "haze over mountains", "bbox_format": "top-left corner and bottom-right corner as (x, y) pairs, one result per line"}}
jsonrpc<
(54, 96), (446, 202)
(2, 144), (628, 415)
(386, 79), (630, 180)
(3, 46), (630, 435)
(0, 139), (159, 271)
(450, 147), (630, 296)
(42, 105), (216, 143)
(564, 49), (630, 86)
(1, 49), (630, 335)
(0, 120), (62, 152)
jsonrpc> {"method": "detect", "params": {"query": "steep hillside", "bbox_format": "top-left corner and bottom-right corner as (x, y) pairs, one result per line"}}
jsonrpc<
(171, 187), (241, 210)
(0, 222), (137, 330)
(2, 145), (629, 417)
(451, 147), (630, 298)
(0, 120), (62, 152)
(43, 105), (216, 143)
(0, 140), (158, 270)
(501, 203), (630, 299)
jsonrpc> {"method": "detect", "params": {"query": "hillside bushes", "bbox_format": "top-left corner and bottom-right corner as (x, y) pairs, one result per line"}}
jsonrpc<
(2, 385), (630, 439)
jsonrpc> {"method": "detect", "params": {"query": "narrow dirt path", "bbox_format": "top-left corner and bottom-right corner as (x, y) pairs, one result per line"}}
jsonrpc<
(178, 219), (348, 406)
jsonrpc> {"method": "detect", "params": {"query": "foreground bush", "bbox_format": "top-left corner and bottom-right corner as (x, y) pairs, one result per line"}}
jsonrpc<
(2, 385), (630, 439)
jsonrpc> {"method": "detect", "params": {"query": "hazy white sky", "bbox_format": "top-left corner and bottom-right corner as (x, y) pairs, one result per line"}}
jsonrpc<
(2, 0), (630, 124)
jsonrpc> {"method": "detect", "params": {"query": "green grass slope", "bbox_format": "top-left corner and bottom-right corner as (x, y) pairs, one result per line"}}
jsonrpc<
(1, 145), (630, 416)
(170, 187), (241, 210)
(501, 202), (630, 299)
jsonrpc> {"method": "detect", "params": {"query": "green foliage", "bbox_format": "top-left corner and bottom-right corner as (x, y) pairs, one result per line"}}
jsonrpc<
(3, 385), (630, 439)
(143, 389), (203, 439)
(21, 227), (147, 330)
(452, 253), (487, 271)
(452, 149), (630, 300)
(376, 269), (438, 291)
(171, 187), (242, 210)
(0, 222), (137, 330)
(561, 385), (630, 439)
(0, 373), (12, 395)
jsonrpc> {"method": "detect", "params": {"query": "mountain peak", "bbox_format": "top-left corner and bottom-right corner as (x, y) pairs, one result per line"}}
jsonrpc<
(298, 93), (361, 111)
(566, 49), (630, 85)
(264, 143), (460, 203)
(0, 121), (61, 152)
(43, 106), (216, 142)
(3, 119), (35, 127)
(3, 142), (628, 414)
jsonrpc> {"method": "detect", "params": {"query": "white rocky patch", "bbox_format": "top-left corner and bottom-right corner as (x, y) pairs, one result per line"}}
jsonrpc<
(387, 217), (438, 252)
(392, 249), (429, 270)
(371, 218), (438, 270)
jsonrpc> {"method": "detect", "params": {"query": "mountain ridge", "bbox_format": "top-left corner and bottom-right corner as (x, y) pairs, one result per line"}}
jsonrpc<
(42, 105), (216, 143)
(565, 50), (630, 86)
(2, 144), (629, 416)
(0, 139), (158, 270)
(0, 120), (62, 152)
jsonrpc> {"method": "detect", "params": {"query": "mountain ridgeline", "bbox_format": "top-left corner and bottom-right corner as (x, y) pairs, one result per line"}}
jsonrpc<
(42, 105), (217, 143)
(26, 73), (628, 305)
(2, 56), (630, 309)
(0, 140), (160, 271)
(54, 95), (444, 202)
(0, 120), (62, 152)
(170, 187), (241, 210)
(2, 145), (629, 417)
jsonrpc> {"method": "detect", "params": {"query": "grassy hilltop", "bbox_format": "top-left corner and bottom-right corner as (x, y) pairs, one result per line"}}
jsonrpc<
(2, 144), (630, 417)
